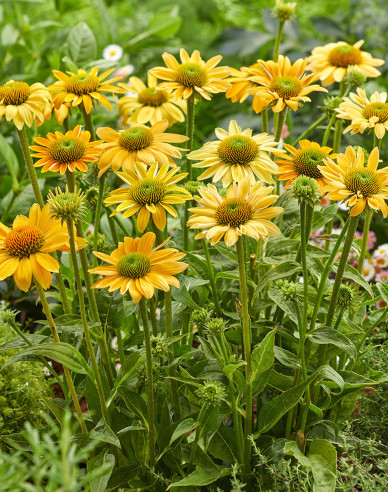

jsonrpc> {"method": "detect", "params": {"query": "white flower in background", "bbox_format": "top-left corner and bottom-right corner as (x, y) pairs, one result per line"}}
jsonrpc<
(338, 201), (349, 211)
(103, 44), (123, 61)
(115, 64), (135, 80)
(111, 336), (118, 351)
(361, 259), (375, 282)
(373, 243), (388, 267)
(155, 307), (161, 321)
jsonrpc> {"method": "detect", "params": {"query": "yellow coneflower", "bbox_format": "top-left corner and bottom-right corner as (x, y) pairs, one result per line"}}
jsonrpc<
(226, 63), (267, 113)
(150, 49), (231, 100)
(117, 74), (186, 127)
(105, 162), (192, 231)
(0, 80), (51, 130)
(36, 101), (71, 128)
(319, 147), (388, 217)
(0, 204), (73, 291)
(30, 125), (102, 175)
(96, 120), (188, 177)
(89, 232), (187, 303)
(188, 120), (281, 187)
(49, 67), (125, 114)
(248, 55), (327, 112)
(276, 139), (335, 189)
(336, 88), (388, 140)
(187, 176), (284, 246)
(307, 41), (384, 86)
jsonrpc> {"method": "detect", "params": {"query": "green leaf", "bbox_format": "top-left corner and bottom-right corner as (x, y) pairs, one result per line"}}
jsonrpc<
(65, 22), (97, 66)
(309, 328), (357, 360)
(0, 334), (48, 350)
(213, 242), (237, 263)
(208, 425), (237, 463)
(90, 420), (121, 448)
(114, 352), (144, 389)
(2, 342), (95, 381)
(338, 264), (373, 296)
(249, 329), (275, 383)
(284, 439), (337, 492)
(376, 282), (388, 303)
(223, 361), (246, 376)
(171, 286), (200, 310)
(117, 387), (148, 426)
(169, 418), (197, 446)
(255, 262), (301, 296)
(0, 134), (19, 187)
(274, 346), (301, 369)
(87, 452), (115, 492)
(311, 204), (338, 231)
(169, 466), (231, 488)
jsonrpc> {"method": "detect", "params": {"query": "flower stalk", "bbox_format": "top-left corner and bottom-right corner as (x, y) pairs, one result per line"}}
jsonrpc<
(357, 207), (373, 277)
(202, 240), (221, 315)
(183, 94), (196, 252)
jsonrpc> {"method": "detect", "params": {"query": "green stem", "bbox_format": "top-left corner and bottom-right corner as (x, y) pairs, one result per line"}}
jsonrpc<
(357, 208), (373, 276)
(93, 175), (106, 271)
(273, 20), (285, 62)
(149, 297), (158, 336)
(112, 213), (131, 236)
(202, 240), (221, 315)
(273, 107), (288, 194)
(106, 209), (119, 245)
(236, 237), (252, 480)
(63, 116), (70, 133)
(34, 281), (88, 433)
(292, 115), (326, 147)
(115, 326), (125, 364)
(228, 376), (245, 465)
(373, 133), (382, 149)
(183, 94), (196, 252)
(332, 81), (346, 153)
(261, 109), (268, 133)
(79, 103), (96, 141)
(321, 113), (336, 147)
(66, 169), (76, 192)
(138, 298), (155, 468)
(66, 217), (109, 423)
(188, 405), (207, 472)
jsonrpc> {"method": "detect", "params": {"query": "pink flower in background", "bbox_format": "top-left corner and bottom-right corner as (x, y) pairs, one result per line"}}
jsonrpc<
(375, 269), (388, 283)
(114, 64), (135, 80)
(319, 195), (330, 207)
(376, 299), (387, 309)
(354, 230), (377, 250)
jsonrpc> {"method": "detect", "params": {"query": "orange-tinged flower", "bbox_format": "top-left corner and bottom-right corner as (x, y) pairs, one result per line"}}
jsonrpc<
(30, 125), (103, 174)
(0, 204), (84, 291)
(105, 162), (191, 232)
(187, 176), (283, 246)
(226, 63), (267, 113)
(49, 67), (125, 114)
(96, 120), (188, 177)
(89, 232), (187, 303)
(307, 40), (384, 86)
(319, 147), (388, 217)
(0, 80), (51, 130)
(117, 74), (186, 127)
(248, 56), (327, 112)
(276, 140), (336, 189)
(150, 49), (231, 100)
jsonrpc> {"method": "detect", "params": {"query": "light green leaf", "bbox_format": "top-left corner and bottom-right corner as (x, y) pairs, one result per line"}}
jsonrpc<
(309, 328), (357, 360)
(65, 22), (97, 66)
(169, 419), (197, 446)
(0, 134), (19, 187)
(249, 330), (275, 383)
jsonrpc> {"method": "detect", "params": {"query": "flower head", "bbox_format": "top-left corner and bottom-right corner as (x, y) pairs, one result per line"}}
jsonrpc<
(0, 80), (51, 130)
(188, 120), (281, 187)
(336, 88), (388, 140)
(373, 243), (388, 268)
(0, 204), (74, 291)
(336, 284), (358, 313)
(89, 232), (187, 303)
(291, 175), (321, 206)
(96, 121), (188, 177)
(187, 176), (283, 247)
(307, 41), (384, 87)
(30, 125), (103, 175)
(47, 186), (86, 223)
(103, 44), (123, 62)
(248, 55), (327, 112)
(319, 147), (388, 217)
(105, 162), (191, 232)
(117, 74), (186, 127)
(150, 49), (231, 100)
(272, 0), (297, 21)
(226, 63), (267, 113)
(195, 380), (226, 406)
(277, 139), (335, 189)
(49, 67), (125, 114)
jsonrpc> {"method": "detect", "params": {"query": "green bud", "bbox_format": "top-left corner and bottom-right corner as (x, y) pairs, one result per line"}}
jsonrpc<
(195, 380), (226, 406)
(319, 96), (342, 118)
(148, 335), (169, 359)
(0, 309), (18, 324)
(87, 232), (108, 254)
(47, 186), (86, 222)
(271, 0), (297, 22)
(191, 308), (212, 328)
(185, 181), (202, 195)
(137, 363), (163, 388)
(343, 66), (367, 88)
(274, 280), (301, 301)
(206, 318), (227, 336)
(85, 186), (99, 208)
(291, 175), (321, 206)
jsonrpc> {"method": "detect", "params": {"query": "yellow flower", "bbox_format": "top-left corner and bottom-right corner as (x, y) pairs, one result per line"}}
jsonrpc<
(89, 232), (187, 303)
(307, 41), (384, 87)
(117, 74), (186, 127)
(0, 204), (74, 291)
(36, 101), (71, 128)
(150, 49), (231, 100)
(226, 64), (267, 113)
(319, 147), (388, 217)
(187, 176), (283, 246)
(30, 125), (103, 175)
(336, 88), (388, 140)
(96, 121), (188, 177)
(188, 120), (281, 187)
(276, 139), (336, 189)
(0, 80), (51, 130)
(49, 67), (125, 114)
(248, 56), (327, 112)
(105, 162), (192, 232)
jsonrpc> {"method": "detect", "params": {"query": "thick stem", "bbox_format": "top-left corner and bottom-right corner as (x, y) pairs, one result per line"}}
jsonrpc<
(34, 281), (88, 433)
(236, 237), (252, 480)
(115, 326), (125, 364)
(261, 109), (268, 133)
(138, 298), (155, 468)
(202, 240), (221, 315)
(106, 209), (119, 245)
(273, 20), (285, 62)
(273, 107), (288, 195)
(321, 113), (336, 147)
(66, 169), (76, 192)
(149, 297), (158, 337)
(183, 94), (196, 252)
(292, 115), (326, 147)
(373, 133), (382, 149)
(357, 208), (373, 276)
(66, 217), (109, 423)
(79, 103), (96, 141)
(93, 175), (106, 271)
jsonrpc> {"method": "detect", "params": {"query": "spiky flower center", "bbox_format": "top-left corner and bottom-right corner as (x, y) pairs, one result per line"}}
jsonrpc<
(362, 102), (388, 123)
(218, 136), (259, 165)
(343, 168), (382, 197)
(293, 148), (325, 178)
(138, 88), (168, 106)
(5, 225), (44, 258)
(337, 285), (354, 309)
(0, 81), (31, 106)
(269, 76), (302, 98)
(129, 179), (166, 205)
(216, 199), (253, 227)
(64, 74), (100, 95)
(48, 137), (87, 163)
(175, 63), (208, 88)
(117, 252), (151, 278)
(119, 127), (153, 151)
(328, 45), (362, 68)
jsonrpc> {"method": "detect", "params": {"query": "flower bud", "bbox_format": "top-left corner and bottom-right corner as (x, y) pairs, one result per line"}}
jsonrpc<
(291, 175), (321, 206)
(343, 66), (367, 88)
(47, 186), (86, 222)
(0, 309), (18, 324)
(185, 180), (202, 195)
(85, 186), (99, 208)
(206, 318), (227, 336)
(272, 0), (297, 22)
(195, 380), (226, 406)
(319, 96), (342, 118)
(191, 308), (212, 329)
